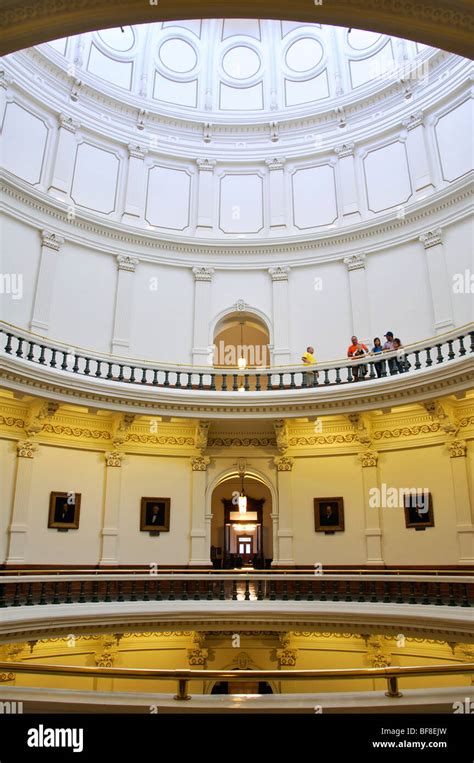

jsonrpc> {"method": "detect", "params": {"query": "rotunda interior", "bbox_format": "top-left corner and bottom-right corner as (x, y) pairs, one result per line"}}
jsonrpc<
(0, 7), (472, 732)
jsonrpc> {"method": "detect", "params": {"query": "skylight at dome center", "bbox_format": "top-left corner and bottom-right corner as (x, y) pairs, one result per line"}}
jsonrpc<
(44, 19), (433, 118)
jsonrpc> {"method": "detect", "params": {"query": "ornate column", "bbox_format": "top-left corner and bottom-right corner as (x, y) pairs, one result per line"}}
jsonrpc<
(268, 266), (290, 365)
(334, 143), (361, 221)
(111, 255), (139, 355)
(191, 267), (214, 366)
(48, 114), (79, 200)
(189, 456), (212, 566)
(195, 159), (216, 235)
(6, 441), (38, 565)
(99, 451), (124, 566)
(265, 158), (286, 230)
(30, 230), (64, 334)
(403, 113), (434, 195)
(419, 229), (454, 334)
(273, 456), (295, 566)
(343, 253), (371, 343)
(359, 451), (384, 565)
(122, 144), (148, 225)
(447, 440), (474, 563)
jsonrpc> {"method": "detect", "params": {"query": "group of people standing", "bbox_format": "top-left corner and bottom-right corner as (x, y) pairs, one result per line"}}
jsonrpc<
(302, 331), (409, 381)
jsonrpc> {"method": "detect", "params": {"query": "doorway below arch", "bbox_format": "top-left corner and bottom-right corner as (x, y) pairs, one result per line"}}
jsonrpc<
(212, 312), (271, 370)
(211, 680), (273, 695)
(210, 475), (273, 569)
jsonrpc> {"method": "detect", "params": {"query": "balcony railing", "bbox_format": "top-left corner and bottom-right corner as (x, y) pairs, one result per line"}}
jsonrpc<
(0, 572), (472, 608)
(1, 322), (472, 393)
(1, 660), (473, 701)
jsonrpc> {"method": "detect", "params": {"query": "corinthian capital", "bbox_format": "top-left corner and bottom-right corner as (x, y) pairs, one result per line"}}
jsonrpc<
(268, 266), (290, 282)
(419, 229), (442, 249)
(344, 253), (366, 271)
(117, 255), (139, 272)
(41, 230), (64, 252)
(193, 267), (214, 282)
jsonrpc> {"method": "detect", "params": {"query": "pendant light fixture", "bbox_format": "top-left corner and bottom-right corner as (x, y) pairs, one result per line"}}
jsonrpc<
(237, 320), (247, 370)
(238, 469), (247, 514)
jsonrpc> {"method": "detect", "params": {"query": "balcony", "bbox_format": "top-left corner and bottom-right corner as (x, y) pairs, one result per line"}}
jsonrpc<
(1, 323), (472, 418)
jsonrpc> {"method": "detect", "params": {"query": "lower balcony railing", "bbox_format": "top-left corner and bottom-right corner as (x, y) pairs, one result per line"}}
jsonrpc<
(1, 572), (472, 608)
(1, 322), (472, 393)
(1, 660), (473, 702)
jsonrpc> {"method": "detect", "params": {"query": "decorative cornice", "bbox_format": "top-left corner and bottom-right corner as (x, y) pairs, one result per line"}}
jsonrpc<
(344, 253), (366, 271)
(268, 266), (290, 282)
(41, 230), (64, 251)
(192, 266), (214, 282)
(105, 451), (124, 467)
(419, 229), (442, 249)
(265, 157), (285, 171)
(289, 434), (358, 446)
(274, 456), (294, 472)
(2, 173), (471, 262)
(196, 158), (216, 172)
(373, 423), (440, 439)
(116, 255), (139, 272)
(42, 423), (111, 440)
(446, 439), (467, 458)
(127, 144), (148, 160)
(208, 437), (275, 447)
(17, 440), (37, 458)
(191, 455), (210, 471)
(359, 450), (379, 468)
(127, 434), (195, 445)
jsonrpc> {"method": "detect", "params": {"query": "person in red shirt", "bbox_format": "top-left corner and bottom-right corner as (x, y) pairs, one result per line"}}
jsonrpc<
(347, 335), (368, 381)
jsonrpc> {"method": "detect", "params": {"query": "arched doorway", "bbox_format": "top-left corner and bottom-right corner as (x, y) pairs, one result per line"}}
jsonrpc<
(210, 474), (273, 569)
(211, 680), (273, 695)
(212, 311), (271, 370)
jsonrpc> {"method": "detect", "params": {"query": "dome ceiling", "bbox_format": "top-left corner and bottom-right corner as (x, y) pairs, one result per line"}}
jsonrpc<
(44, 19), (432, 119)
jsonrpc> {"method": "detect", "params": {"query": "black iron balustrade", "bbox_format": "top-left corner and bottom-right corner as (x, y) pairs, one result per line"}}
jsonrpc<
(0, 572), (472, 608)
(0, 323), (472, 393)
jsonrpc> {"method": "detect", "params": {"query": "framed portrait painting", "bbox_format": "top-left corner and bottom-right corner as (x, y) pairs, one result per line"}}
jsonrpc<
(140, 497), (170, 533)
(404, 492), (434, 530)
(48, 492), (81, 530)
(314, 497), (344, 533)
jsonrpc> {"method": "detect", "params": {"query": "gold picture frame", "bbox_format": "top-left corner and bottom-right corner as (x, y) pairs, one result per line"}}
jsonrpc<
(314, 497), (345, 533)
(48, 492), (81, 530)
(140, 497), (170, 532)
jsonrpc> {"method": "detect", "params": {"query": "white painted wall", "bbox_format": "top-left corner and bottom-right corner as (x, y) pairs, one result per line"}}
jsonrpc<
(1, 223), (470, 363)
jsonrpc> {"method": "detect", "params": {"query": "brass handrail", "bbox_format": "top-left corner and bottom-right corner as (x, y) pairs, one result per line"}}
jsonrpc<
(0, 572), (472, 583)
(1, 661), (473, 701)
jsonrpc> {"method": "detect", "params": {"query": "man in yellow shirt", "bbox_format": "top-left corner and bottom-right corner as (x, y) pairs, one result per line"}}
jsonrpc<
(301, 346), (316, 365)
(301, 346), (318, 385)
